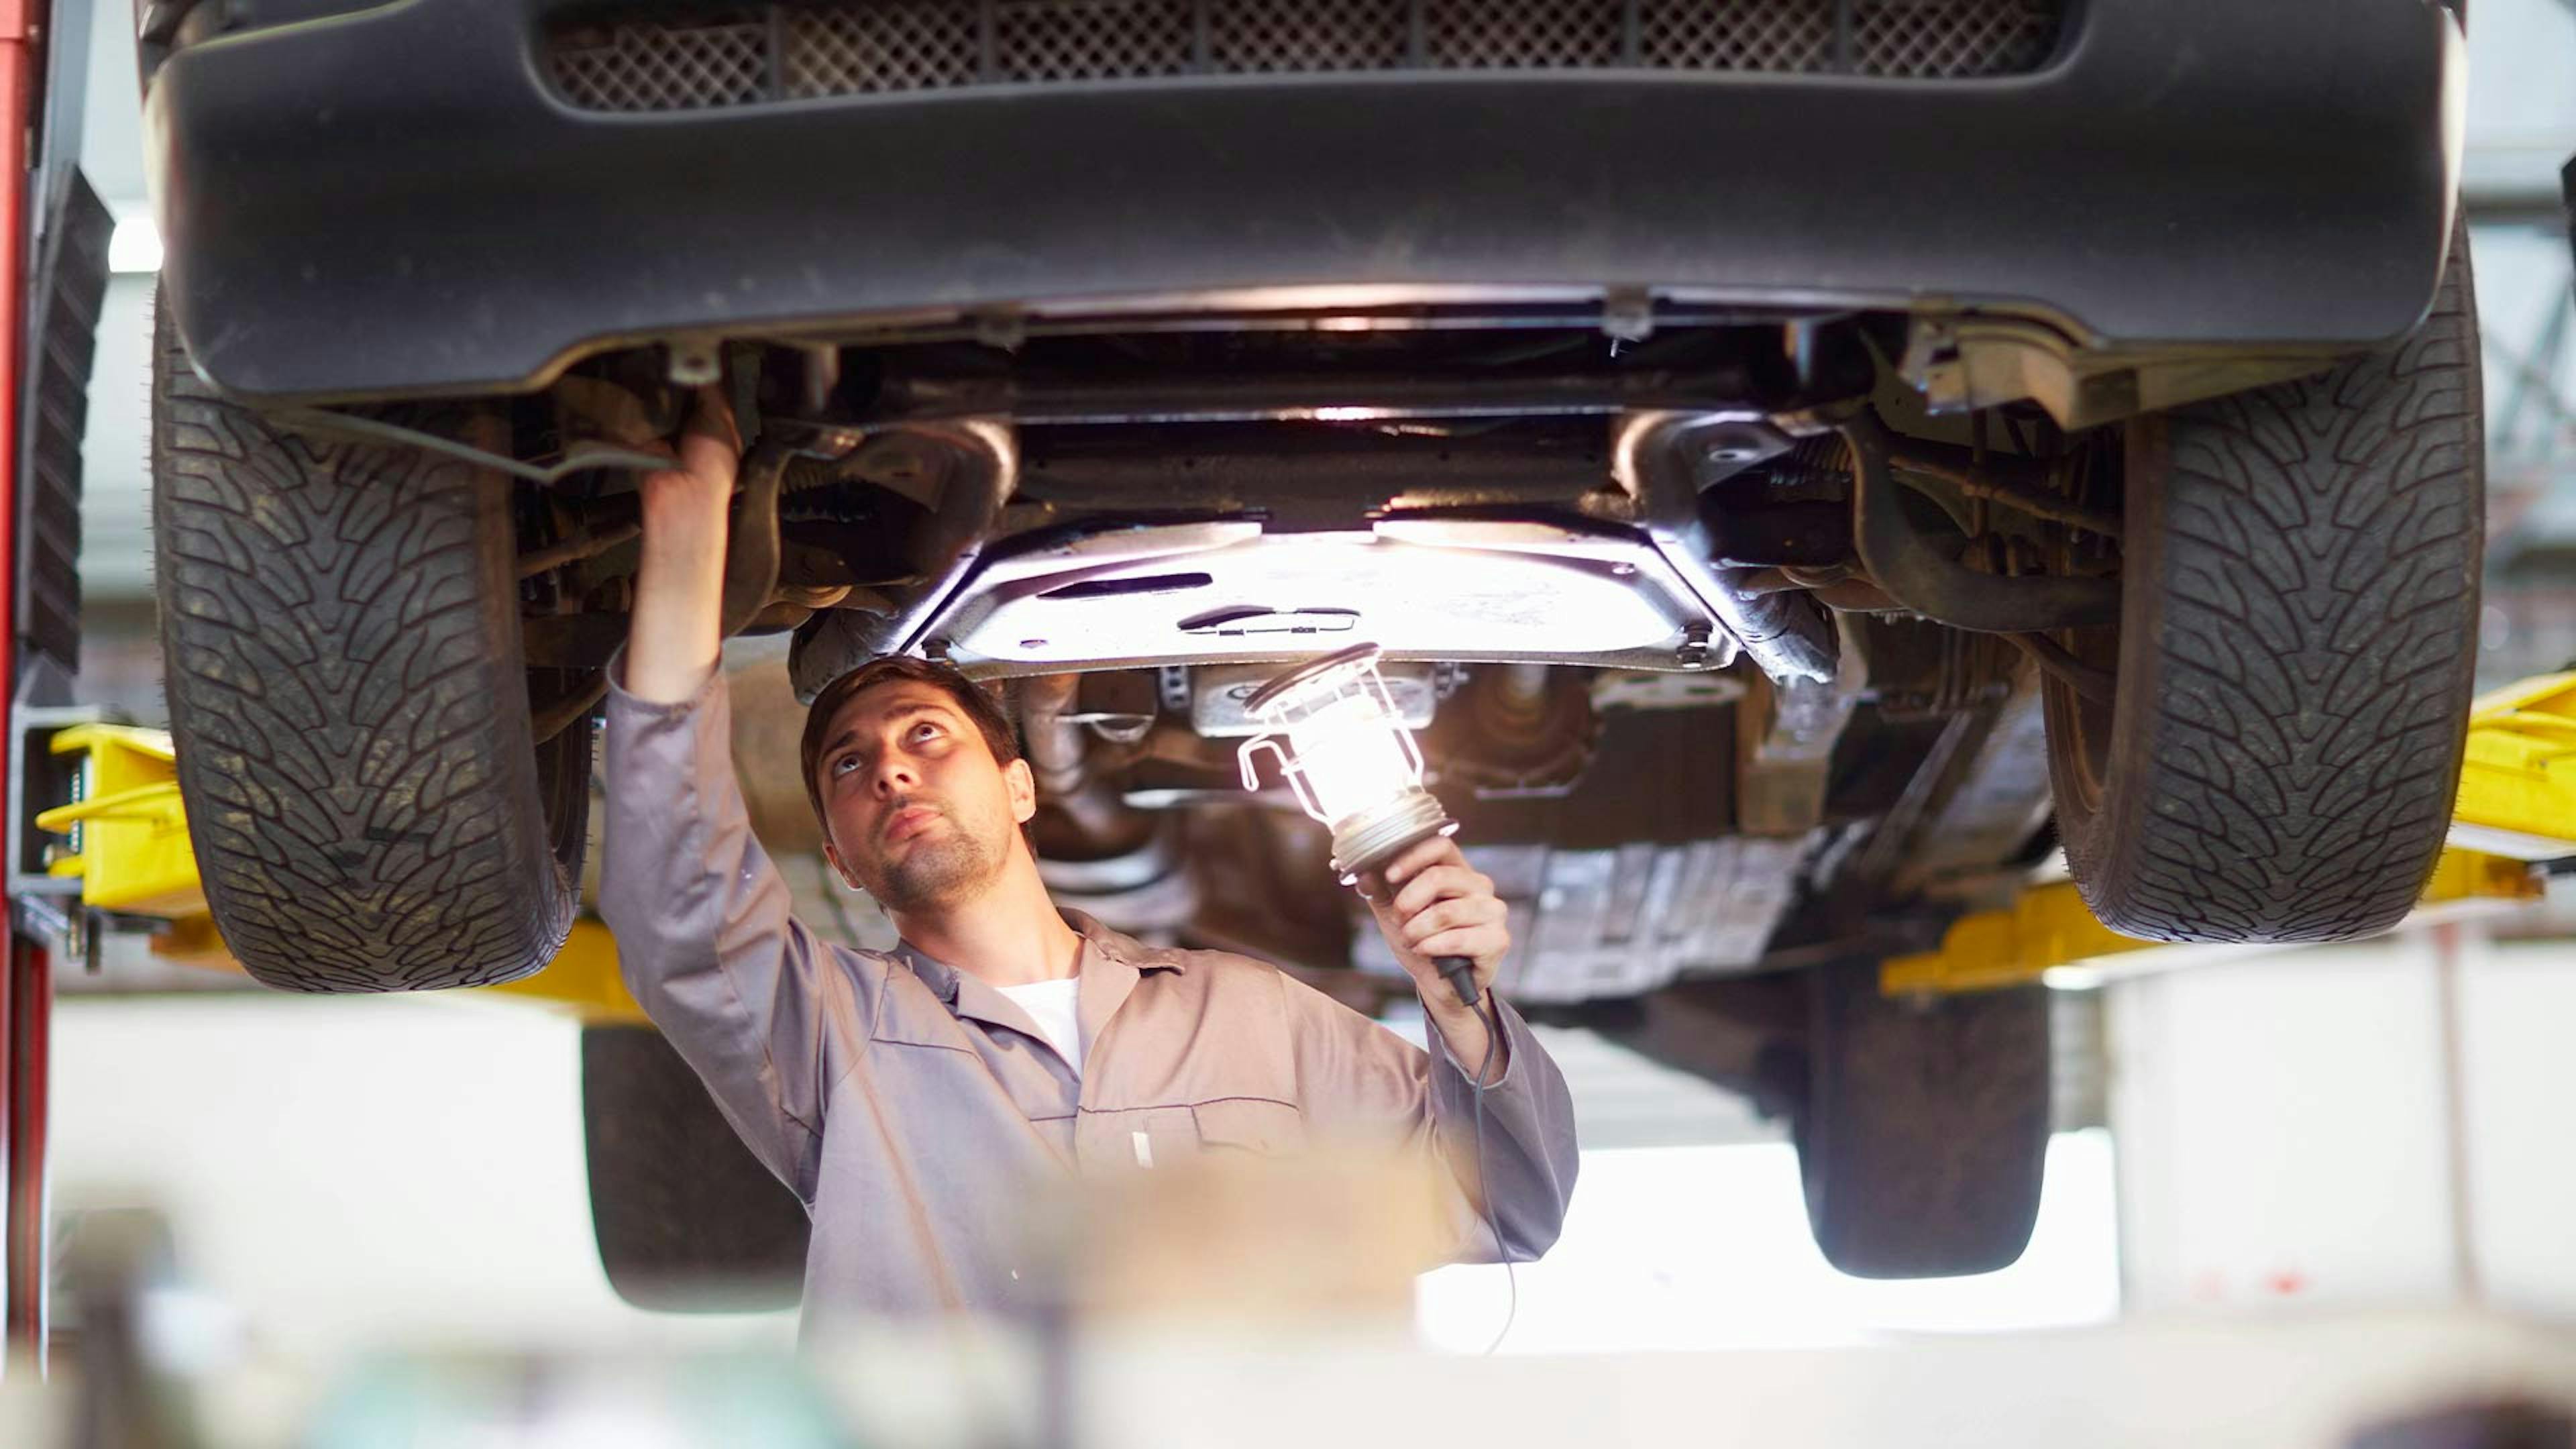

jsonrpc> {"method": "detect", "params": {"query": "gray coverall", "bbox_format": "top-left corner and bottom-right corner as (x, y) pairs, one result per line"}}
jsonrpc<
(598, 670), (1581, 1336)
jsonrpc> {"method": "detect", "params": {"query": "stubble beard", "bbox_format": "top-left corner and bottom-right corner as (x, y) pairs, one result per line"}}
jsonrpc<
(867, 818), (1003, 915)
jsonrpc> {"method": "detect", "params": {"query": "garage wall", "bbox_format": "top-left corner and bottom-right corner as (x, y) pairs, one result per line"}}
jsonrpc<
(48, 995), (797, 1360)
(46, 991), (2118, 1360)
(2109, 925), (2576, 1319)
(2455, 937), (2576, 1317)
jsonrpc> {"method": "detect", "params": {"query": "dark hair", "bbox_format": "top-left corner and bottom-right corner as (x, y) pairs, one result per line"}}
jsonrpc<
(800, 656), (1020, 831)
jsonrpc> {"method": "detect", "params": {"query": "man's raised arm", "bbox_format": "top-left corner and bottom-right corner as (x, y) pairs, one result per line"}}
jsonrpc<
(600, 389), (844, 1202)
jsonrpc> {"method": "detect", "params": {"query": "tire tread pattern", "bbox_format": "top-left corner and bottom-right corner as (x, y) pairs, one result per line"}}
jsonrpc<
(152, 301), (575, 991)
(2069, 235), (2483, 943)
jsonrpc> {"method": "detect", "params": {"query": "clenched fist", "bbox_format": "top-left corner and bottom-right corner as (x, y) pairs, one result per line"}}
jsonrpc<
(1359, 834), (1510, 1079)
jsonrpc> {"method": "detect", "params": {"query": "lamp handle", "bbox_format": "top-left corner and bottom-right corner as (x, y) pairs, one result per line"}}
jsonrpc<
(1436, 955), (1481, 1008)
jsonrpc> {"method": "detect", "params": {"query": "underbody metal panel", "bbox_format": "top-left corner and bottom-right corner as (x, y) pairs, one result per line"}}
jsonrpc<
(1350, 834), (1823, 1002)
(930, 517), (1732, 674)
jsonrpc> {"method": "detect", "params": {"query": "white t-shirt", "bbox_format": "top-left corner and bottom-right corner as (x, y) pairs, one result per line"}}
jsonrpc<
(996, 977), (1084, 1074)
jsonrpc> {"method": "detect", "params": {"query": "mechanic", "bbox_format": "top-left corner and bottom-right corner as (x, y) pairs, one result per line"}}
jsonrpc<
(598, 390), (1579, 1332)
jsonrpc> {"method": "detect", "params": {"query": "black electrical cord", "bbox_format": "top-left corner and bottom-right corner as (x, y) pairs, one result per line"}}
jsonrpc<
(1459, 980), (1517, 1355)
(1437, 955), (1483, 1013)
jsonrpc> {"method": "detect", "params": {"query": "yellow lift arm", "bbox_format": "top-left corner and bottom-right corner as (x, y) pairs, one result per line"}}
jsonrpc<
(28, 722), (644, 1022)
(1884, 670), (2576, 996)
(24, 670), (2576, 1009)
(2447, 669), (2576, 862)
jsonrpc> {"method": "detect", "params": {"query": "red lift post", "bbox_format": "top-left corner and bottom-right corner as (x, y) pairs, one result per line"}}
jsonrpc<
(0, 0), (44, 1362)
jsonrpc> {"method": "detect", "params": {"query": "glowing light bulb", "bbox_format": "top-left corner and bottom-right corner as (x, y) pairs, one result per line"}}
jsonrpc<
(1285, 703), (1420, 828)
(1237, 644), (1453, 883)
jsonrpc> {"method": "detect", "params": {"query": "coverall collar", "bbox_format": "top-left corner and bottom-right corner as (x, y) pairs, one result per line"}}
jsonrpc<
(894, 908), (1181, 1011)
(894, 910), (1185, 1073)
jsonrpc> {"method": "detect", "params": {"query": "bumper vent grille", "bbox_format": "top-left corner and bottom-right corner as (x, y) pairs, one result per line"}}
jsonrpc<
(549, 0), (2065, 111)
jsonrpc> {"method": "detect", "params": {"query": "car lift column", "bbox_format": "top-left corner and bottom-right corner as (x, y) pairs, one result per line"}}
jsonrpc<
(0, 0), (40, 1362)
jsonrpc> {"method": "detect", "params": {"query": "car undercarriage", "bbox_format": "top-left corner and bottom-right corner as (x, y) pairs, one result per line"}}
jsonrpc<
(493, 309), (2104, 1006)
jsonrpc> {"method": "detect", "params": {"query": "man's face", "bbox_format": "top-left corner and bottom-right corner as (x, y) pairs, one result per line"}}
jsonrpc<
(813, 680), (1034, 914)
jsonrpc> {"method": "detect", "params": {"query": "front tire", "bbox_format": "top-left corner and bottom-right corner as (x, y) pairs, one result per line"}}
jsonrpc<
(2045, 227), (2483, 944)
(153, 299), (584, 990)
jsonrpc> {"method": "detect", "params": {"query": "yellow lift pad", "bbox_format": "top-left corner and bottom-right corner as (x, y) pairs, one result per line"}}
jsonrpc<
(475, 918), (649, 1025)
(1884, 673), (2576, 997)
(1880, 851), (2543, 998)
(31, 722), (644, 1022)
(30, 723), (206, 919)
(2449, 669), (2576, 861)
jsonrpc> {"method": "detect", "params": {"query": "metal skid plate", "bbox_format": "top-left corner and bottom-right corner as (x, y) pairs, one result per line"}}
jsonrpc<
(928, 517), (1731, 674)
(1191, 660), (1438, 739)
(1348, 835), (1821, 1003)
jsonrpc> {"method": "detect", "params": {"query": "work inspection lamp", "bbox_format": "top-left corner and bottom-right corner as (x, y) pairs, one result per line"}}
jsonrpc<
(1236, 643), (1482, 1007)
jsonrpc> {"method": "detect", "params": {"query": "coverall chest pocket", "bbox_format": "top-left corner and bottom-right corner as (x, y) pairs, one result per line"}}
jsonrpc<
(1089, 1099), (1303, 1172)
(1189, 1098), (1305, 1157)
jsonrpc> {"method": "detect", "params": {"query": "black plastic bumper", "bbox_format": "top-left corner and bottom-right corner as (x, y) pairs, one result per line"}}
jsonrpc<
(146, 0), (2461, 402)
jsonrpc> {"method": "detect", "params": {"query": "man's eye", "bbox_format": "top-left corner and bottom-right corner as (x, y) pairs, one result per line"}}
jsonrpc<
(831, 755), (860, 777)
(912, 722), (943, 742)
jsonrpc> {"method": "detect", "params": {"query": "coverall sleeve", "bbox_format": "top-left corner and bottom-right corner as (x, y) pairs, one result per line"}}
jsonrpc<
(598, 666), (851, 1205)
(1283, 977), (1580, 1263)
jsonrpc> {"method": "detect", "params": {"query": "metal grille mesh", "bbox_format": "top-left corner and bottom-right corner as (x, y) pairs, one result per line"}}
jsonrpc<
(1210, 0), (1409, 73)
(1426, 0), (1623, 69)
(1000, 0), (1196, 80)
(1640, 0), (1836, 72)
(784, 5), (980, 95)
(553, 13), (771, 111)
(1845, 0), (2055, 76)
(549, 0), (2065, 111)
